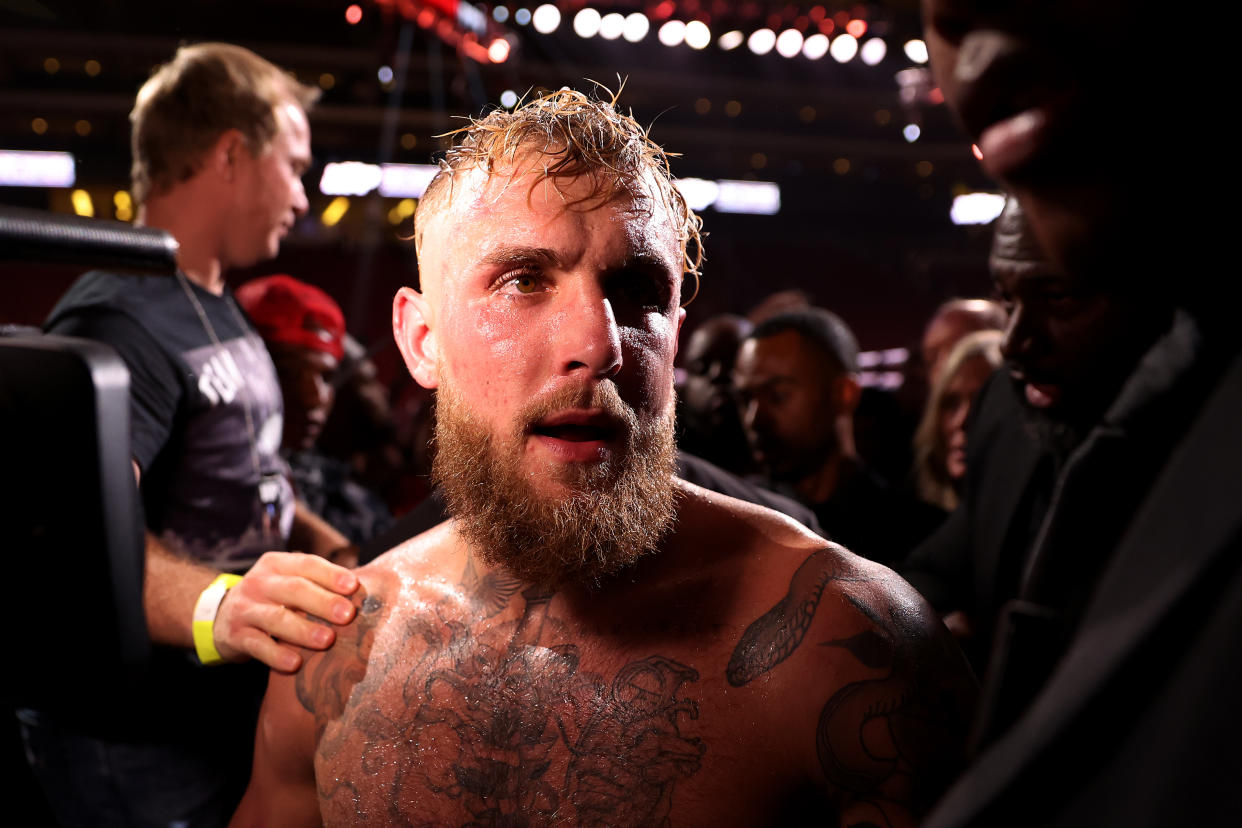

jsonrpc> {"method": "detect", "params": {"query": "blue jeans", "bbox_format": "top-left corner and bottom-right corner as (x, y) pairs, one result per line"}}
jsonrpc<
(16, 708), (248, 828)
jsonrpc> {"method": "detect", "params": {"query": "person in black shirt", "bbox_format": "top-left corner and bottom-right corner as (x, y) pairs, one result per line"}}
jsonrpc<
(733, 307), (944, 566)
(26, 43), (359, 828)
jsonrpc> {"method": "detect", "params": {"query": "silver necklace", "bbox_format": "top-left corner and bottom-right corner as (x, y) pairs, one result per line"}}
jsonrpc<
(174, 270), (264, 483)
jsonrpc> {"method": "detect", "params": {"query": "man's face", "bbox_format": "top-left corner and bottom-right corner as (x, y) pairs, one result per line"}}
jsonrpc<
(733, 330), (839, 482)
(680, 317), (748, 424)
(995, 259), (1165, 425)
(403, 163), (685, 585)
(225, 101), (311, 268)
(268, 341), (337, 452)
(921, 0), (1136, 277)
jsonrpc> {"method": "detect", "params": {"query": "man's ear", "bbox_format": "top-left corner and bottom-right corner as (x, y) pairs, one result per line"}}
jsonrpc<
(208, 129), (248, 181)
(833, 373), (862, 415)
(672, 306), (687, 361)
(393, 286), (440, 389)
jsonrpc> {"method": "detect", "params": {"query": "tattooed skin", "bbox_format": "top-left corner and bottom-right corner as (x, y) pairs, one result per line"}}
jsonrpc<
(299, 562), (706, 827)
(728, 548), (970, 827)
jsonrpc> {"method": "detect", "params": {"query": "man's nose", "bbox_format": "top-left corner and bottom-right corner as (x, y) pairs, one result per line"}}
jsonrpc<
(292, 179), (309, 217)
(557, 282), (622, 379)
(1000, 303), (1029, 362)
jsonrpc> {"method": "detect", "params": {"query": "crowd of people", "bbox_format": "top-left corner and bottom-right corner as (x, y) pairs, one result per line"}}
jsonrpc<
(8, 0), (1238, 824)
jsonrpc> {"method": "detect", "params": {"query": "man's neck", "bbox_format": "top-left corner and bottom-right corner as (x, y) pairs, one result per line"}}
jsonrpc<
(136, 198), (228, 295)
(790, 451), (857, 506)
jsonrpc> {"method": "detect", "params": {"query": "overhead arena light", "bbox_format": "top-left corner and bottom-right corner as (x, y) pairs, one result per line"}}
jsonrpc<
(319, 161), (382, 196)
(599, 12), (625, 40)
(378, 163), (440, 198)
(802, 33), (830, 60)
(0, 149), (75, 187)
(718, 30), (744, 50)
(776, 29), (804, 58)
(684, 20), (711, 49)
(714, 180), (780, 215)
(951, 192), (1007, 225)
(674, 178), (720, 212)
(904, 38), (929, 63)
(319, 161), (440, 198)
(747, 28), (776, 55)
(658, 19), (686, 46)
(532, 4), (560, 34)
(830, 33), (859, 62)
(573, 8), (601, 38)
(622, 12), (650, 42)
(673, 178), (781, 214)
(860, 37), (887, 65)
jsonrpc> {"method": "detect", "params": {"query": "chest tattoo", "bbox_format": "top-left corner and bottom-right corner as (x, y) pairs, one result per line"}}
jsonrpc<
(308, 564), (707, 825)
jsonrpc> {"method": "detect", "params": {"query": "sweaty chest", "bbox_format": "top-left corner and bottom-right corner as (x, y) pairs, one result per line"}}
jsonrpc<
(312, 600), (801, 827)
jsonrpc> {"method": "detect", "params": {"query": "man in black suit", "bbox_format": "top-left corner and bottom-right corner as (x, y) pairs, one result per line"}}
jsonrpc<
(915, 0), (1240, 824)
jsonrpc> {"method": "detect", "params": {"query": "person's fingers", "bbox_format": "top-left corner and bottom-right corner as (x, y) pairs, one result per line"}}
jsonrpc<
(243, 553), (357, 623)
(245, 601), (337, 651)
(250, 551), (359, 595)
(230, 627), (303, 673)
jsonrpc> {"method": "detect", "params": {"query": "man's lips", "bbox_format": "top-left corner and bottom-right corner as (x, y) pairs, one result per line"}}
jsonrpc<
(1011, 370), (1061, 409)
(530, 409), (624, 460)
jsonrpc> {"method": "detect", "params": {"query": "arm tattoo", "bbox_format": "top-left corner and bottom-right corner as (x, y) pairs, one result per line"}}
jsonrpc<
(727, 547), (872, 687)
(729, 552), (969, 824)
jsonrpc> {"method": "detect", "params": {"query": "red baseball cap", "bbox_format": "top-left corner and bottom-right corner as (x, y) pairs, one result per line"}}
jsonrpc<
(235, 274), (346, 361)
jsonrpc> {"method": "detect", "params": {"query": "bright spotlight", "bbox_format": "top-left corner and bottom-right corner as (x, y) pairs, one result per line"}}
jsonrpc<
(487, 38), (511, 63)
(904, 38), (929, 63)
(532, 4), (561, 34)
(500, 89), (518, 108)
(903, 123), (921, 142)
(684, 20), (710, 49)
(775, 29), (803, 58)
(951, 192), (1007, 225)
(377, 65), (394, 83)
(621, 12), (650, 42)
(802, 33), (829, 60)
(574, 8), (601, 38)
(599, 12), (623, 39)
(748, 28), (776, 55)
(658, 19), (686, 46)
(623, 12), (650, 42)
(830, 33), (858, 62)
(514, 7), (531, 25)
(860, 37), (887, 65)
(718, 30), (744, 50)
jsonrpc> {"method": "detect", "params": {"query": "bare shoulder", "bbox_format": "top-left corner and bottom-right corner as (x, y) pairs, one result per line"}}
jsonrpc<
(673, 482), (976, 826)
(295, 524), (460, 724)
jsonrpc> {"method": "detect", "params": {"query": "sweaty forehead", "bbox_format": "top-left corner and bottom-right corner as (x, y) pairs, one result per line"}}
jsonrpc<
(420, 164), (679, 291)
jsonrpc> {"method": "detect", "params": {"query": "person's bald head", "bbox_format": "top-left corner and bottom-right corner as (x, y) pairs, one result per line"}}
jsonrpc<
(922, 298), (1008, 388)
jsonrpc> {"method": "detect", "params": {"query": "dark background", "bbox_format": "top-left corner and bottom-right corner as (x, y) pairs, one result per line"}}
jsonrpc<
(0, 0), (998, 376)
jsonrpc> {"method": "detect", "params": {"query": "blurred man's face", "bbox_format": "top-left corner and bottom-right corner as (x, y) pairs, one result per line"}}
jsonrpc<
(224, 101), (312, 268)
(681, 316), (748, 425)
(269, 341), (337, 452)
(402, 162), (686, 586)
(921, 0), (1138, 278)
(733, 330), (840, 482)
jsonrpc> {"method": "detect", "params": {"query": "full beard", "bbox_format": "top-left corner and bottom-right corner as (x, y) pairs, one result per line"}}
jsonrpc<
(432, 379), (679, 590)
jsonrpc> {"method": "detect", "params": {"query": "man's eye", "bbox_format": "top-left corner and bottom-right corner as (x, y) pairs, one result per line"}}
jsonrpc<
(502, 273), (540, 294)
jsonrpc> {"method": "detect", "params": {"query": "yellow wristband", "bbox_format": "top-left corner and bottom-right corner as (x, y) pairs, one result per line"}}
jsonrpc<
(192, 573), (243, 666)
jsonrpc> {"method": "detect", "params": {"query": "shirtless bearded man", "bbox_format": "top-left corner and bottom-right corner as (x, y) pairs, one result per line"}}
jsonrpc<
(232, 90), (976, 828)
